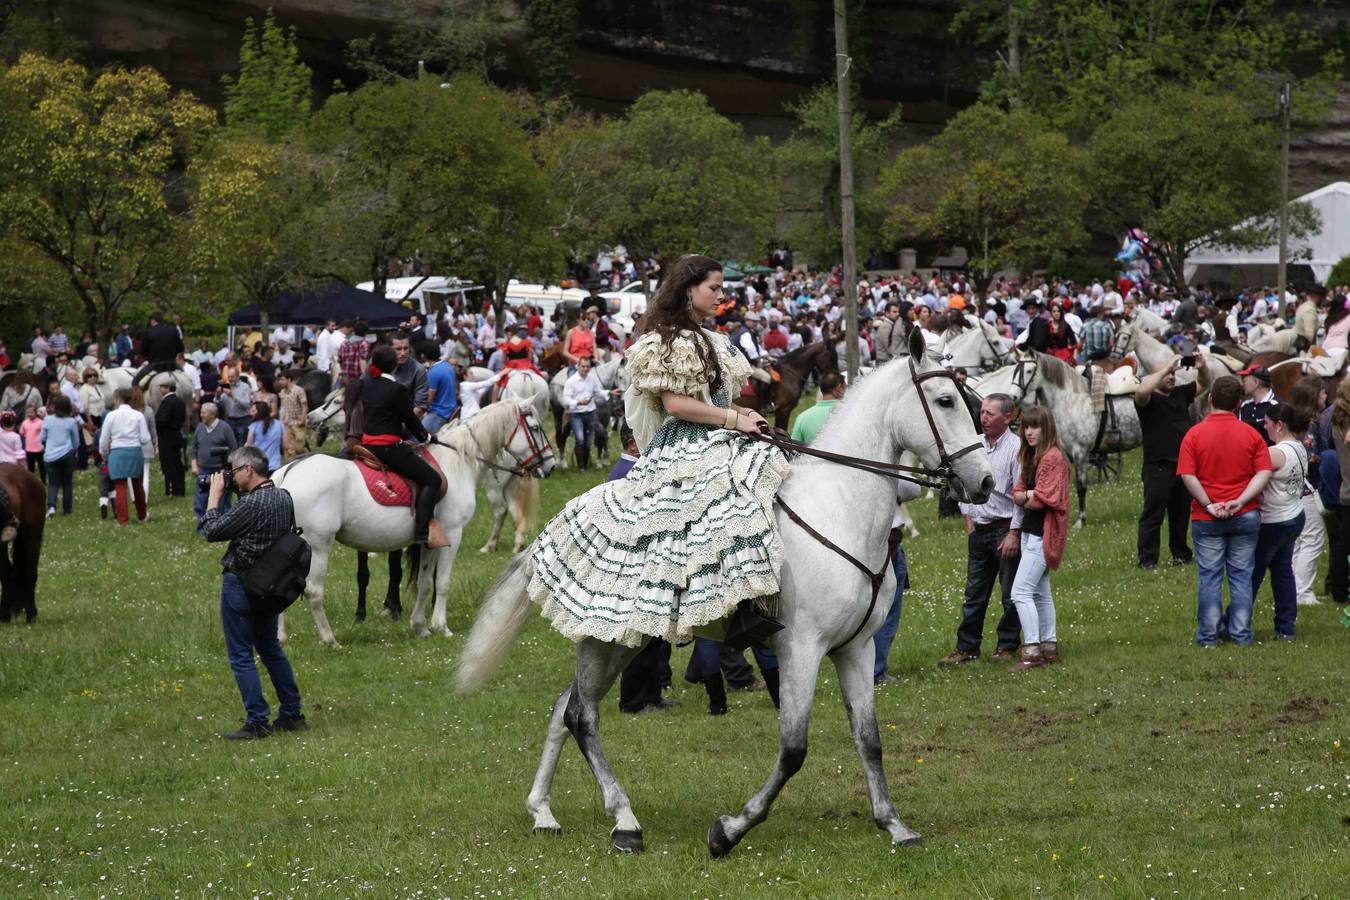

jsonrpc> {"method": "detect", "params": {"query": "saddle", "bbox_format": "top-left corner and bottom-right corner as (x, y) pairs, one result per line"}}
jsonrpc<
(351, 445), (448, 507)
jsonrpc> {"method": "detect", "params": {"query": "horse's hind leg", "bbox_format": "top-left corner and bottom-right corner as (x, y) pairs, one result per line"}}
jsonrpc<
(355, 551), (369, 623)
(708, 640), (825, 858)
(565, 638), (644, 851)
(1074, 455), (1089, 528)
(384, 550), (403, 621)
(834, 640), (922, 847)
(527, 684), (574, 834)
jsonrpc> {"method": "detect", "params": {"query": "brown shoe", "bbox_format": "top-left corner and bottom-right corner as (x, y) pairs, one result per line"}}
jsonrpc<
(1008, 643), (1044, 674)
(1040, 641), (1059, 664)
(991, 646), (1017, 660)
(937, 649), (979, 667)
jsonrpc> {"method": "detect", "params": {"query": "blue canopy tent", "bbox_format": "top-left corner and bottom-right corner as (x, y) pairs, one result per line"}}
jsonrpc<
(225, 283), (416, 349)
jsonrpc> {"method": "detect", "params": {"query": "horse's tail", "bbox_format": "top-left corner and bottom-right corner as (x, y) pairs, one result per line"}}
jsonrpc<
(405, 544), (419, 590)
(454, 551), (535, 693)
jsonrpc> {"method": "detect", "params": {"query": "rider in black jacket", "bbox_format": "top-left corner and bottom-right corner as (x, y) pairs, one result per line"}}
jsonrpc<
(360, 345), (439, 545)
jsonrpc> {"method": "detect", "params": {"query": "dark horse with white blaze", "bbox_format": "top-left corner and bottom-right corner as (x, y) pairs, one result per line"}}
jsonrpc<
(0, 463), (45, 624)
(455, 326), (994, 856)
(732, 341), (839, 430)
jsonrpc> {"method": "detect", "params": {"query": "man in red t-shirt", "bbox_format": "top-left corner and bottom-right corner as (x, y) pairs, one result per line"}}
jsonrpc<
(1176, 375), (1272, 647)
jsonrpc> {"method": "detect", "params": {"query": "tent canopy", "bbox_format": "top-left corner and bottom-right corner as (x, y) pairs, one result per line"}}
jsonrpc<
(1184, 181), (1350, 285)
(226, 283), (414, 329)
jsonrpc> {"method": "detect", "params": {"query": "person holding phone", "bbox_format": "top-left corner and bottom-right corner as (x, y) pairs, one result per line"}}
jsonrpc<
(1135, 354), (1213, 569)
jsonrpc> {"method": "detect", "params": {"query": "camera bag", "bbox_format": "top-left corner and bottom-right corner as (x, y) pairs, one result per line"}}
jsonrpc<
(239, 491), (312, 616)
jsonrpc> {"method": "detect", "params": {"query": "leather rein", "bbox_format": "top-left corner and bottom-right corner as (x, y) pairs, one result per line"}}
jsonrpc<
(753, 357), (984, 651)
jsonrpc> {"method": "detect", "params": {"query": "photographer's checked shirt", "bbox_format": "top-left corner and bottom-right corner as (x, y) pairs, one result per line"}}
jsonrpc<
(201, 482), (294, 574)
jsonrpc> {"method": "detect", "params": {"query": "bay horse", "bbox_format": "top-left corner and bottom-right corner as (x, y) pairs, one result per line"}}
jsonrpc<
(732, 341), (839, 430)
(273, 401), (555, 646)
(455, 326), (995, 855)
(0, 463), (45, 624)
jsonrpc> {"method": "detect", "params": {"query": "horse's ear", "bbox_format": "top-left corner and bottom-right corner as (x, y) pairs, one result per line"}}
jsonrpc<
(907, 322), (925, 361)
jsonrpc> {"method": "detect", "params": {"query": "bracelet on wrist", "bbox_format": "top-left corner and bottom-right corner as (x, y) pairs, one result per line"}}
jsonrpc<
(725, 409), (738, 430)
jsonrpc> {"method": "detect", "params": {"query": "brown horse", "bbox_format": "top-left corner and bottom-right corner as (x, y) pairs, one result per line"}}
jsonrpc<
(0, 463), (45, 624)
(732, 341), (839, 430)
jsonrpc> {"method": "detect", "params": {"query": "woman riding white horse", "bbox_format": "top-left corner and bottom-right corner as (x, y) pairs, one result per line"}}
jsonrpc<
(456, 269), (994, 857)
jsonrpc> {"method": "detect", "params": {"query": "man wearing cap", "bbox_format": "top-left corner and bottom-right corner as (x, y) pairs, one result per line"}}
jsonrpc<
(1294, 285), (1327, 351)
(734, 311), (764, 362)
(1021, 297), (1050, 352)
(1236, 365), (1278, 445)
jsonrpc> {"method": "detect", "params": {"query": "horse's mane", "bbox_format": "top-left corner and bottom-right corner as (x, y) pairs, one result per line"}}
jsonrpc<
(438, 401), (521, 478)
(1035, 352), (1088, 394)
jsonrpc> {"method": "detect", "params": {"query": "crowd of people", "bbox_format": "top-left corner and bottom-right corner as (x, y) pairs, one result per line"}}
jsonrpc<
(7, 255), (1350, 736)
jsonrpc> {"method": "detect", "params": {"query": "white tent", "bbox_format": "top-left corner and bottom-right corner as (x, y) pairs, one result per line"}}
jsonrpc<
(1184, 181), (1350, 286)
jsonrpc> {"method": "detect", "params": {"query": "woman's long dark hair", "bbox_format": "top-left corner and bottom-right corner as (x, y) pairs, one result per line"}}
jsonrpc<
(1018, 405), (1062, 484)
(643, 254), (725, 396)
(1326, 294), (1350, 332)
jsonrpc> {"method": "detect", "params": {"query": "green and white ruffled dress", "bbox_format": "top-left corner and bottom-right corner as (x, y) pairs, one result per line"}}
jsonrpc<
(528, 329), (791, 648)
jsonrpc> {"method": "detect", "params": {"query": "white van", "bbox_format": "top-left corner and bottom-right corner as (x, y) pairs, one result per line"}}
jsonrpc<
(356, 276), (483, 317)
(502, 281), (591, 324)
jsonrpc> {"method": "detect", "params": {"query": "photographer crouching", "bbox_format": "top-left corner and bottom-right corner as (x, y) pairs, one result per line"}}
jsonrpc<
(201, 445), (306, 740)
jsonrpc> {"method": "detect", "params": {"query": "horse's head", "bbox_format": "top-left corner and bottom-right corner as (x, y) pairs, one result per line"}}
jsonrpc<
(901, 327), (993, 504)
(307, 389), (345, 444)
(504, 401), (556, 478)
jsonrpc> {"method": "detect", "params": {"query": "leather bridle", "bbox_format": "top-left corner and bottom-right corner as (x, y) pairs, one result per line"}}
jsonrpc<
(1110, 323), (1135, 361)
(446, 407), (553, 479)
(754, 356), (986, 651)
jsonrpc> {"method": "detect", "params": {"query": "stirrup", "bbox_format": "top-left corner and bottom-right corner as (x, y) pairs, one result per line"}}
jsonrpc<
(723, 599), (784, 651)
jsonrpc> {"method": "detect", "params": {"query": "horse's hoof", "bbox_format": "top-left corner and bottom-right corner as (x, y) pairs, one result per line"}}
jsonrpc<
(893, 833), (923, 848)
(707, 816), (737, 858)
(378, 607), (393, 619)
(532, 825), (563, 837)
(478, 545), (491, 554)
(611, 828), (644, 853)
(387, 608), (402, 623)
(436, 627), (454, 638)
(25, 612), (37, 625)
(414, 627), (431, 638)
(354, 613), (366, 624)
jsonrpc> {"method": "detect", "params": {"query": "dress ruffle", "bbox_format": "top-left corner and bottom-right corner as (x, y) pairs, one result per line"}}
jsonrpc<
(528, 328), (789, 647)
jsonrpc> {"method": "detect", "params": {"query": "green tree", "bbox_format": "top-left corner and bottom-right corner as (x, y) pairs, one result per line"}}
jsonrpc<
(953, 0), (1342, 139)
(345, 0), (512, 84)
(1087, 86), (1319, 289)
(222, 9), (313, 141)
(875, 104), (1088, 296)
(778, 82), (905, 267)
(523, 0), (577, 98)
(605, 90), (776, 285)
(1325, 255), (1350, 292)
(0, 54), (215, 342)
(0, 0), (81, 63)
(531, 111), (622, 264)
(188, 134), (334, 330)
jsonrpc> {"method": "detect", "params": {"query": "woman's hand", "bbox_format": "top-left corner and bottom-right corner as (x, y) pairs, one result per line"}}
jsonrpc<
(735, 408), (767, 435)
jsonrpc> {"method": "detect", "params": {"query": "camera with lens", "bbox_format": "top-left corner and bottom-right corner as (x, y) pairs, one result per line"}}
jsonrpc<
(197, 446), (236, 494)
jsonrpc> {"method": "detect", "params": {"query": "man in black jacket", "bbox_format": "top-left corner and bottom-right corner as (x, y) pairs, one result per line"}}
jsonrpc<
(155, 382), (187, 496)
(134, 315), (185, 388)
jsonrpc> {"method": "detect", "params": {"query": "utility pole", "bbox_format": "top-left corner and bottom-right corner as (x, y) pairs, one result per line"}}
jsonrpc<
(834, 0), (859, 381)
(1277, 81), (1292, 312)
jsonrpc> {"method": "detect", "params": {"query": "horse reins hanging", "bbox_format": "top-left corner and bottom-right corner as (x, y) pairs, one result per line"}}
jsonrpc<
(755, 357), (984, 651)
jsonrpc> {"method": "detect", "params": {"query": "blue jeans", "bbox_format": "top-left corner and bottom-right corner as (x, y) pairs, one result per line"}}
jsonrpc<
(422, 411), (451, 434)
(873, 545), (908, 679)
(955, 526), (1022, 652)
(570, 410), (597, 450)
(688, 638), (777, 680)
(1192, 511), (1260, 646)
(45, 451), (75, 514)
(220, 572), (301, 726)
(1250, 513), (1305, 638)
(193, 471), (231, 531)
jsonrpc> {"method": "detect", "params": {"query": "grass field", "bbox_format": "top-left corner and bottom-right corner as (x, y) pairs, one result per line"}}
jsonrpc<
(1, 441), (1348, 898)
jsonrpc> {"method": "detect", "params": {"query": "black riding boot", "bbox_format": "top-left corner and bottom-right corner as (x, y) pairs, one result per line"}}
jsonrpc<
(705, 672), (728, 716)
(575, 446), (590, 471)
(762, 666), (781, 710)
(413, 483), (436, 544)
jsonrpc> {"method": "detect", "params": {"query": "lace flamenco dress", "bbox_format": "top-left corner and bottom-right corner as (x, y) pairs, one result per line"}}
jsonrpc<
(527, 329), (791, 648)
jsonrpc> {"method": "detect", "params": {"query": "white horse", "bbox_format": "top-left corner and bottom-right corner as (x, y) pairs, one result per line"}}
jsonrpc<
(273, 400), (556, 646)
(455, 326), (995, 855)
(307, 387), (346, 444)
(1110, 319), (1178, 376)
(1246, 322), (1301, 354)
(1131, 306), (1169, 338)
(939, 317), (1013, 373)
(973, 350), (1142, 527)
(98, 367), (194, 414)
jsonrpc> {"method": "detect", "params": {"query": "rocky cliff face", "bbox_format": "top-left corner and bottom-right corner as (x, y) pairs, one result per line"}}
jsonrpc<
(65, 0), (1350, 191)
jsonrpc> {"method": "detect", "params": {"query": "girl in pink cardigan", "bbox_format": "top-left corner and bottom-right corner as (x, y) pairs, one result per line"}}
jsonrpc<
(1009, 406), (1071, 673)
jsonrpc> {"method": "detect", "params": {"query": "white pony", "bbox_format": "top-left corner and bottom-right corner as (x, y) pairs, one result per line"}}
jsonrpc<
(273, 400), (555, 646)
(939, 316), (1013, 373)
(98, 367), (194, 414)
(973, 350), (1142, 527)
(455, 327), (995, 856)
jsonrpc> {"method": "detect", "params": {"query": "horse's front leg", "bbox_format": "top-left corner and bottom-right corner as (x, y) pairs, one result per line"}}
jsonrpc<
(709, 638), (825, 857)
(428, 537), (460, 637)
(481, 492), (506, 554)
(833, 639), (922, 847)
(565, 638), (644, 851)
(1074, 454), (1089, 529)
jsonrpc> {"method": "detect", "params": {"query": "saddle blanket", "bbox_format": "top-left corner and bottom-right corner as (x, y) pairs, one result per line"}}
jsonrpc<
(356, 446), (443, 508)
